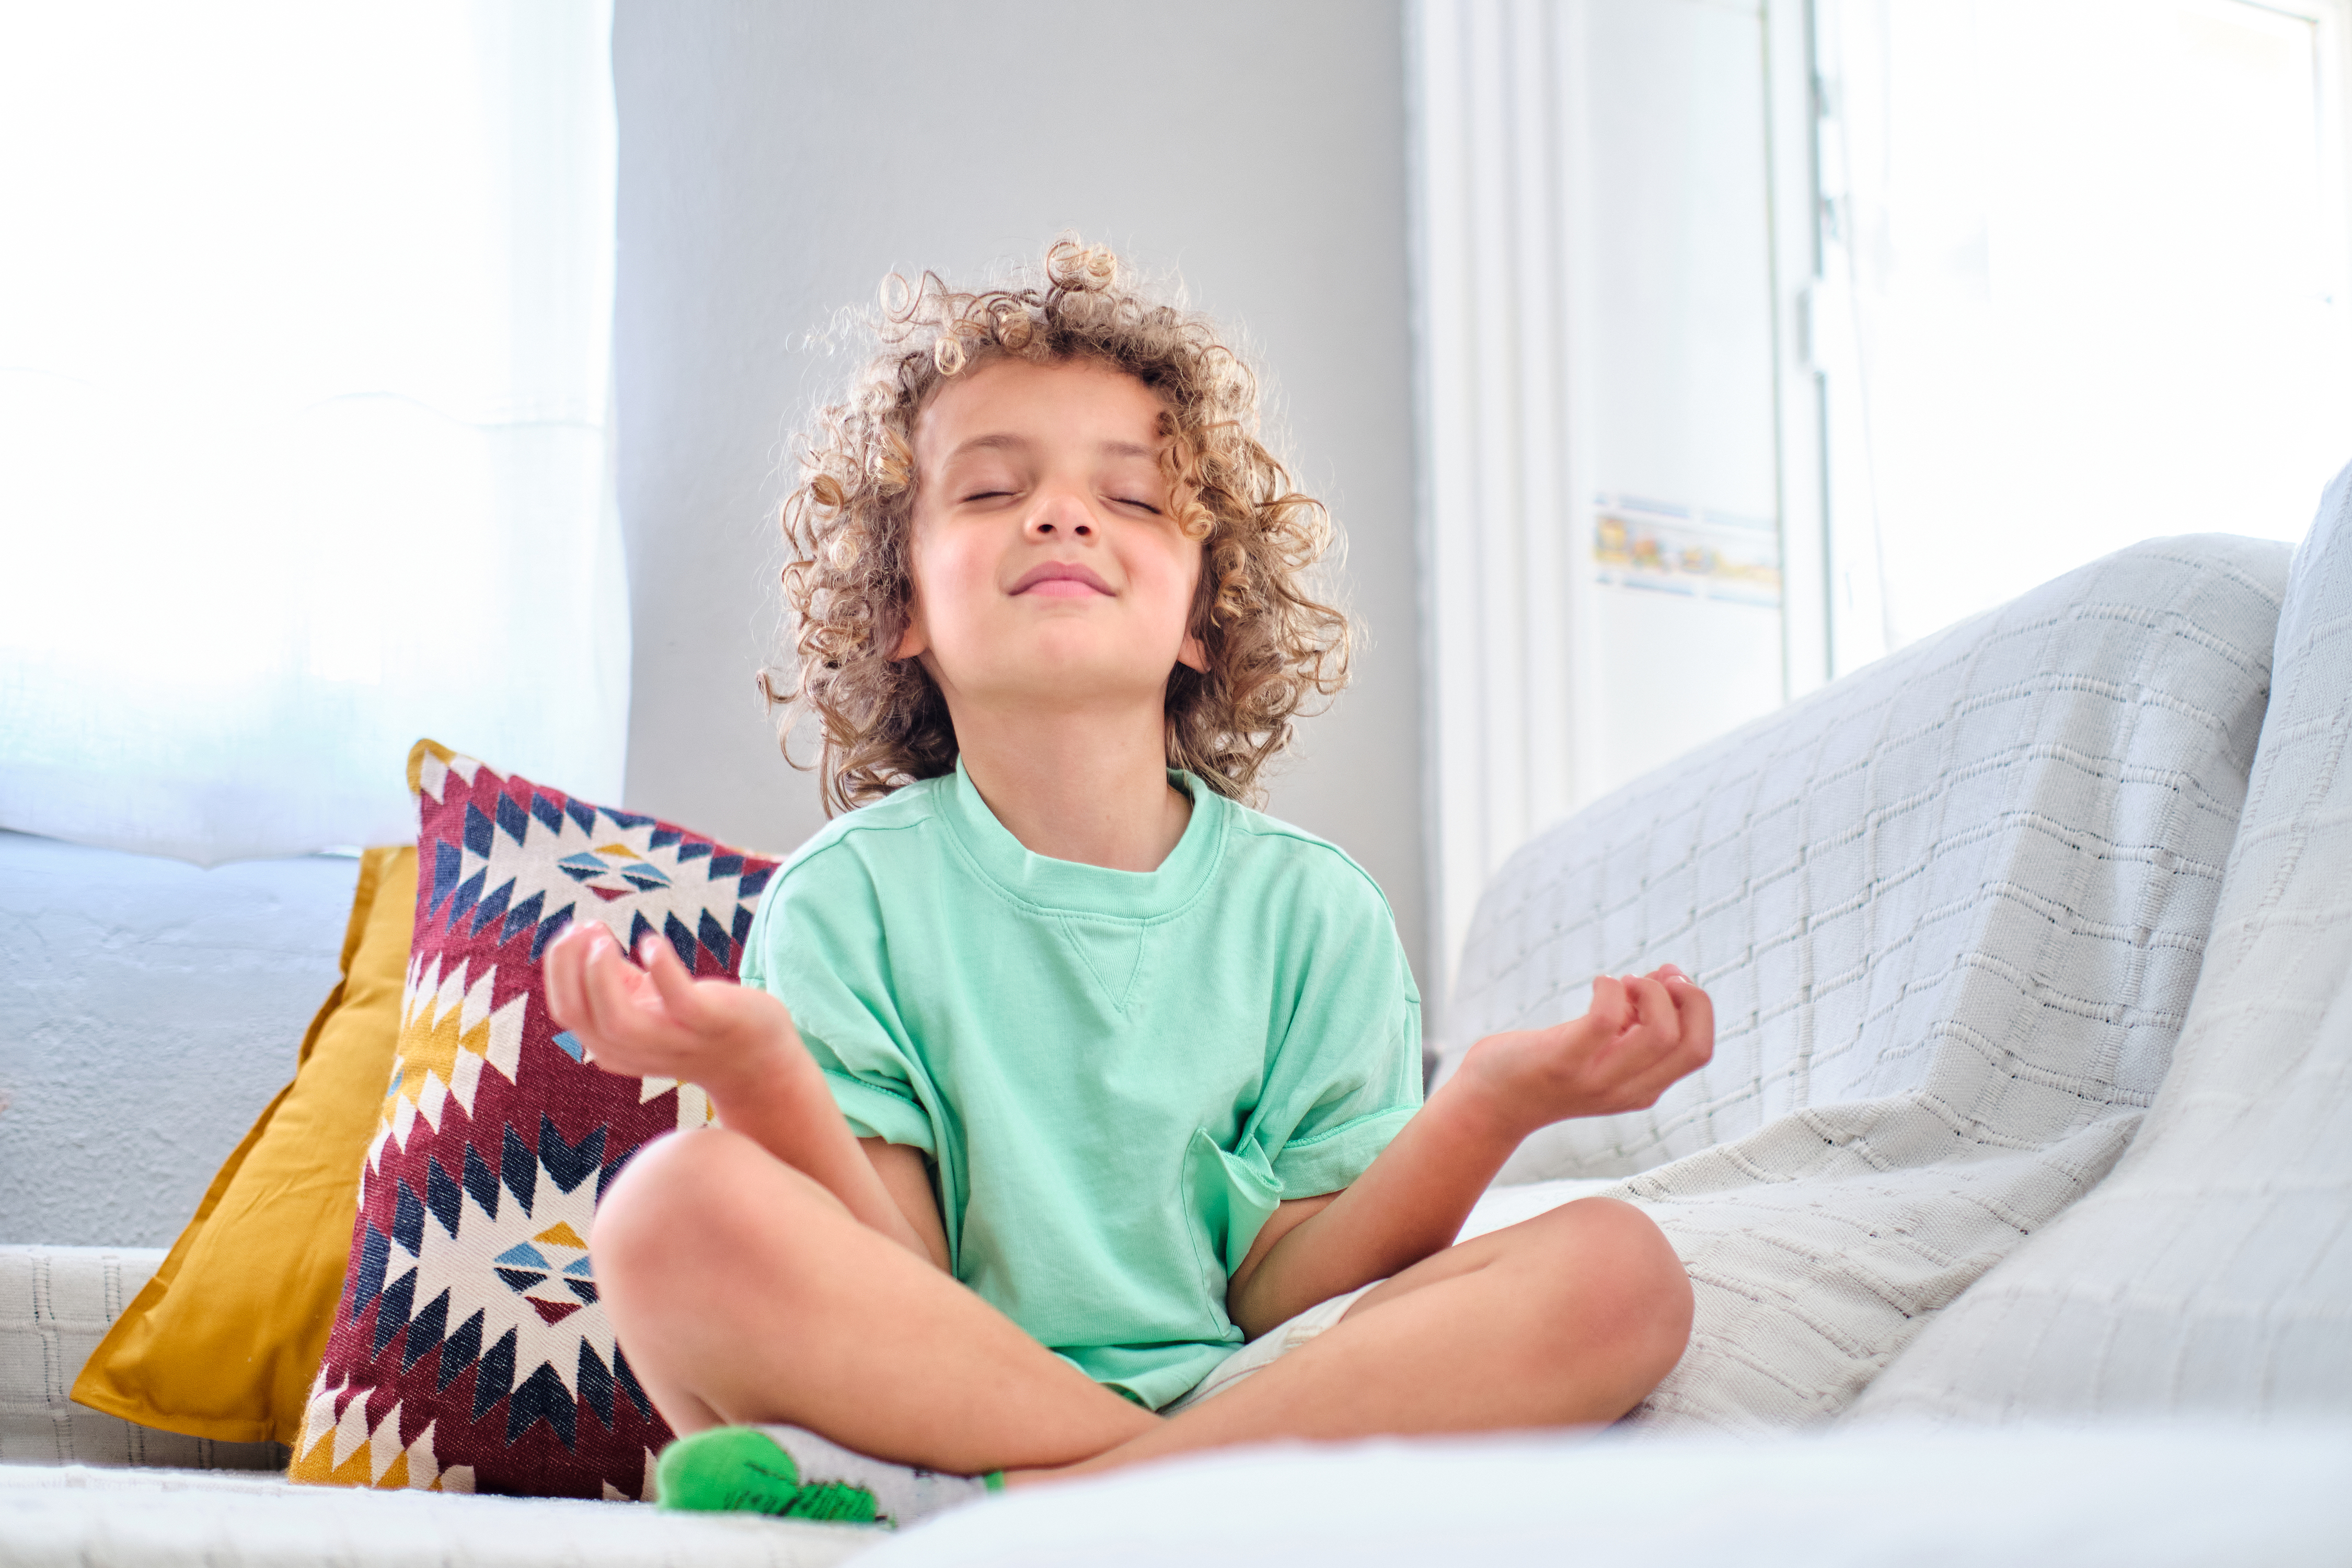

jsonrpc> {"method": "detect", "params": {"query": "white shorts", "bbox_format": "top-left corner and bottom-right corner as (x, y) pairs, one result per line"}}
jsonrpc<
(1161, 1279), (1385, 1414)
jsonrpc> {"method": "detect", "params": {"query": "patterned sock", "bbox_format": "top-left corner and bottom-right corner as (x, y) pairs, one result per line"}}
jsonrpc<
(655, 1424), (1001, 1528)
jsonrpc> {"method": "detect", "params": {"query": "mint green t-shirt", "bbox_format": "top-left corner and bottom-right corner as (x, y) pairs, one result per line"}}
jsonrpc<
(738, 760), (1423, 1409)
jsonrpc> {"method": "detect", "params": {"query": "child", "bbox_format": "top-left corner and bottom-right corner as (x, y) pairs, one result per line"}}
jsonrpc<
(544, 241), (1711, 1526)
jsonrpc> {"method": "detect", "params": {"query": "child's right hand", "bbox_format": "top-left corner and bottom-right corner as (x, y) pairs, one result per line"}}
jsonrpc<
(543, 919), (803, 1099)
(1451, 964), (1714, 1137)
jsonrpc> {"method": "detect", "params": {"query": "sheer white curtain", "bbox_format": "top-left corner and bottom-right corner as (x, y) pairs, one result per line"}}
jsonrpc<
(0, 1), (628, 866)
(1814, 0), (2352, 666)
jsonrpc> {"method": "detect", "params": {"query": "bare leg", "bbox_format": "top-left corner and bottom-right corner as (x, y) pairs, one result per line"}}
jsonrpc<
(601, 1136), (1689, 1482)
(593, 1127), (1158, 1474)
(1019, 1197), (1692, 1482)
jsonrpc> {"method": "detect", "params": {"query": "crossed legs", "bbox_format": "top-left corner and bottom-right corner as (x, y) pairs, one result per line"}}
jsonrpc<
(592, 1127), (1693, 1482)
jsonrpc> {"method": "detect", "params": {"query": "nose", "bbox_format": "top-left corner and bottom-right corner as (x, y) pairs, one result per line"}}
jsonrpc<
(1024, 487), (1094, 540)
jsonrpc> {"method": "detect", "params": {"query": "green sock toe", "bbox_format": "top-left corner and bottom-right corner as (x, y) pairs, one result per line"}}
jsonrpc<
(656, 1427), (881, 1524)
(783, 1480), (885, 1522)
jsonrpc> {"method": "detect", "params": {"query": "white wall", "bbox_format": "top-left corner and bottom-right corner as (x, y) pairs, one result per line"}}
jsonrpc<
(611, 0), (1431, 993)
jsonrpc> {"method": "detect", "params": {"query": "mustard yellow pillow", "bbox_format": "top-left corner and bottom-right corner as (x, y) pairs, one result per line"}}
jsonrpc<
(74, 846), (416, 1446)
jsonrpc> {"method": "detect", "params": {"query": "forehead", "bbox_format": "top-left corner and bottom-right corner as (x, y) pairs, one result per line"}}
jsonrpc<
(914, 356), (1166, 467)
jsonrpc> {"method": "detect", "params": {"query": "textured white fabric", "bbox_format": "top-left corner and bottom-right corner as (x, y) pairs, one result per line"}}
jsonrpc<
(1438, 536), (2290, 1432)
(1852, 465), (2352, 1422)
(1, 1246), (864, 1563)
(0, 1464), (867, 1568)
(0, 1247), (278, 1471)
(856, 1422), (2352, 1568)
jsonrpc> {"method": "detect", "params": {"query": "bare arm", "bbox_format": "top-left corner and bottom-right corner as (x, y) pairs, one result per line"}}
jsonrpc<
(862, 1137), (951, 1272)
(1226, 966), (1713, 1338)
(543, 920), (936, 1264)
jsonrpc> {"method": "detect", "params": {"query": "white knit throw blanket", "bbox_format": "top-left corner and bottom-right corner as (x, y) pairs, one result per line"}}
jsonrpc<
(1442, 533), (2292, 1434)
(1853, 465), (2352, 1423)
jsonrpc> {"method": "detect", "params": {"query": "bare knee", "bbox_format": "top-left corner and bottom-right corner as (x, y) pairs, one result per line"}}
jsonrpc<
(592, 1128), (828, 1309)
(1515, 1198), (1694, 1396)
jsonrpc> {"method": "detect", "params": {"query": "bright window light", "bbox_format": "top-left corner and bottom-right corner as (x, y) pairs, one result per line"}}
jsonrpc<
(0, 3), (626, 864)
(1822, 0), (2352, 657)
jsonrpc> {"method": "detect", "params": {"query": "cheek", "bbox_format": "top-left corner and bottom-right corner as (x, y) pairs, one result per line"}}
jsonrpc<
(909, 527), (983, 621)
(1168, 545), (1208, 627)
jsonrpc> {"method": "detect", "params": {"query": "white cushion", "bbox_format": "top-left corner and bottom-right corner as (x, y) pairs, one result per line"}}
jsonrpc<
(856, 1422), (2352, 1568)
(1852, 465), (2352, 1421)
(0, 1462), (866, 1567)
(1440, 536), (2290, 1432)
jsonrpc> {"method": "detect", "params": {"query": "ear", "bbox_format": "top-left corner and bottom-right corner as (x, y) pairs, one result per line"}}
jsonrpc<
(891, 590), (928, 660)
(1177, 547), (1212, 673)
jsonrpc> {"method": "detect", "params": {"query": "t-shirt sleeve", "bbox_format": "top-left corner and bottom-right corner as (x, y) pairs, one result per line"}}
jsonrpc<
(739, 844), (938, 1156)
(1251, 855), (1425, 1200)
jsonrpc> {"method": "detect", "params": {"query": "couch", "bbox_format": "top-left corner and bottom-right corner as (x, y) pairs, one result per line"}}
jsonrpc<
(5, 470), (2349, 1565)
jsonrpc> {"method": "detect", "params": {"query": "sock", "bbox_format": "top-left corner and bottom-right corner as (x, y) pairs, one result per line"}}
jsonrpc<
(655, 1424), (1002, 1528)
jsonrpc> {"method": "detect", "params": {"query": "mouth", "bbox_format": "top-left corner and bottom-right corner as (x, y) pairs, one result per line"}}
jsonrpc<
(1009, 561), (1115, 598)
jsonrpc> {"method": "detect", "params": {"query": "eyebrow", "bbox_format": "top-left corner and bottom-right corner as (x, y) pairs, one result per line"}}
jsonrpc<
(944, 433), (1160, 462)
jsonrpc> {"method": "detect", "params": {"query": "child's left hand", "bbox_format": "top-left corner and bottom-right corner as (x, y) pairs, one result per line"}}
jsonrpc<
(1451, 966), (1714, 1136)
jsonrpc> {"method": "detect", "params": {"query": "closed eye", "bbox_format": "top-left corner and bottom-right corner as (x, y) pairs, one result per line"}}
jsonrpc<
(1113, 496), (1162, 514)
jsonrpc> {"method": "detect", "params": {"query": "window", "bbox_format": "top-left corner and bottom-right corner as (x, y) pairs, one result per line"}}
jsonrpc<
(0, 3), (626, 865)
(1814, 0), (2352, 667)
(1410, 0), (2351, 1023)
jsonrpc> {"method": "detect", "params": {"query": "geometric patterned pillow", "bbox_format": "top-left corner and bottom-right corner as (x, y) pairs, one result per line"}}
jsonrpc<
(287, 740), (779, 1501)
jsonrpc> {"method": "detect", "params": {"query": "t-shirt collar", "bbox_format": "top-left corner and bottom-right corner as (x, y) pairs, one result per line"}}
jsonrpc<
(943, 755), (1225, 919)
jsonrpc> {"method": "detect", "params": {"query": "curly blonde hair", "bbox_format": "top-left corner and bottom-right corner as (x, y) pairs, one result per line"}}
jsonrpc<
(765, 239), (1352, 815)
